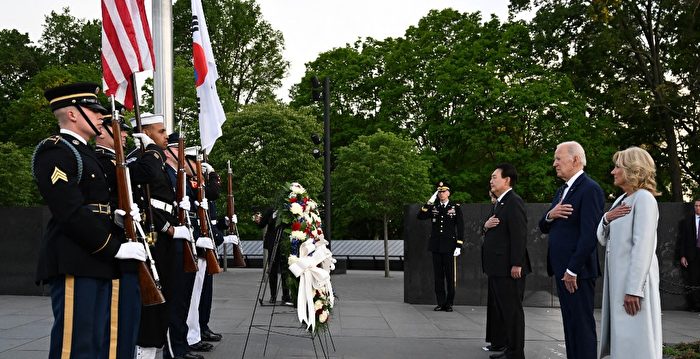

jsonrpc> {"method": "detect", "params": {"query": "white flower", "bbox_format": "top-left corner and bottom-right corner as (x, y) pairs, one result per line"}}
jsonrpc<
(314, 300), (324, 311)
(290, 230), (306, 241)
(319, 310), (329, 323)
(290, 182), (306, 194)
(290, 202), (303, 215)
(307, 200), (317, 211)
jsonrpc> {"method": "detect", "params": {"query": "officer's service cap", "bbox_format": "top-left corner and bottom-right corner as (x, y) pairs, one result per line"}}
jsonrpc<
(129, 112), (164, 128)
(44, 82), (109, 115)
(101, 102), (129, 130)
(436, 181), (450, 192)
(167, 132), (180, 148)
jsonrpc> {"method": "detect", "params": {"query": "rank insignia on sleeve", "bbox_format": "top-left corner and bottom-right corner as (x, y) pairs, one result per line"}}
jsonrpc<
(50, 167), (68, 184)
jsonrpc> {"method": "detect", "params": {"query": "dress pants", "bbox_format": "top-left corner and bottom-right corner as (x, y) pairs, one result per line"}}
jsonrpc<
(117, 272), (141, 359)
(556, 277), (597, 359)
(490, 276), (526, 359)
(198, 273), (213, 331)
(49, 275), (113, 359)
(685, 248), (700, 310)
(267, 247), (290, 301)
(164, 238), (195, 358)
(431, 252), (455, 308)
(486, 281), (506, 347)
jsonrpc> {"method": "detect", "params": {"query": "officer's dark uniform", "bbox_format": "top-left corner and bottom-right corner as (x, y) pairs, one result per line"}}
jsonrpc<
(257, 207), (291, 303)
(34, 83), (122, 359)
(416, 181), (464, 311)
(126, 116), (191, 358)
(96, 113), (166, 359)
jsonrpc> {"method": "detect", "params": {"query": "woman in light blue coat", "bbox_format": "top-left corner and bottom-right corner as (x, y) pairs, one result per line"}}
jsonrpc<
(596, 146), (662, 359)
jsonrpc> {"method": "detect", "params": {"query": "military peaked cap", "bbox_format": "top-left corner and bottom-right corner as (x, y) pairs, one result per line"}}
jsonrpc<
(44, 82), (108, 115)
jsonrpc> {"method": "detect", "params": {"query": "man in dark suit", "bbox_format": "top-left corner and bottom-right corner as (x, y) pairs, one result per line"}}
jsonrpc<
(539, 141), (604, 359)
(482, 164), (530, 359)
(678, 199), (700, 311)
(255, 207), (292, 305)
(417, 181), (464, 312)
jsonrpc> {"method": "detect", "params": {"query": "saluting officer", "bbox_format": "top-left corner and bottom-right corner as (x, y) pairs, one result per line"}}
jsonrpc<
(417, 181), (464, 312)
(34, 82), (146, 359)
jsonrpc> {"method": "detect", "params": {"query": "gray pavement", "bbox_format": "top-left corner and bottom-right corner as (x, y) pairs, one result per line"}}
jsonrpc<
(1, 269), (699, 358)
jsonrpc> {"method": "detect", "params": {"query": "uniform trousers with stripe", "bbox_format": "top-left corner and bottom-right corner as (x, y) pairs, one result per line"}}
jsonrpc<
(117, 272), (141, 359)
(186, 258), (207, 345)
(49, 275), (114, 359)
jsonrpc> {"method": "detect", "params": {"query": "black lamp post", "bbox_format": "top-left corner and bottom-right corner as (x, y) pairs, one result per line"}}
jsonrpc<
(311, 76), (331, 247)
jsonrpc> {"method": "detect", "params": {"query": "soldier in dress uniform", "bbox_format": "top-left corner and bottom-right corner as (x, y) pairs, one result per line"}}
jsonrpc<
(34, 82), (146, 359)
(126, 115), (197, 359)
(96, 107), (171, 359)
(416, 181), (464, 312)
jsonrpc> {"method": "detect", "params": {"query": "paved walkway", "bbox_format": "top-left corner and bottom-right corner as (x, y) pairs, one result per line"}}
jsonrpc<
(1, 269), (698, 358)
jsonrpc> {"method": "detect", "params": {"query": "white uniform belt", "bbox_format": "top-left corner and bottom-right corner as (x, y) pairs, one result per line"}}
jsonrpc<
(150, 198), (174, 214)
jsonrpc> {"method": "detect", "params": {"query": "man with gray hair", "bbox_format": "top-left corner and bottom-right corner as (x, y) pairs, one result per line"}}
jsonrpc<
(539, 141), (604, 359)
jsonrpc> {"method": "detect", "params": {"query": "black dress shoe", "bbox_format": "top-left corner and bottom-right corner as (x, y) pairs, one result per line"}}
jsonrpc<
(201, 328), (222, 342)
(433, 305), (443, 311)
(443, 306), (453, 312)
(489, 352), (507, 359)
(188, 341), (213, 352)
(482, 344), (507, 352)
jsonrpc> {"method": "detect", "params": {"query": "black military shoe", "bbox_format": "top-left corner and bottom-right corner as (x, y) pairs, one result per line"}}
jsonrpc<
(173, 352), (204, 359)
(433, 305), (443, 311)
(201, 328), (223, 342)
(443, 306), (453, 312)
(188, 341), (213, 352)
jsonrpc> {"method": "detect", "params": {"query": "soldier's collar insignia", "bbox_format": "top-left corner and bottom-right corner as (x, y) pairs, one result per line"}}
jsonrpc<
(50, 167), (68, 184)
(71, 140), (80, 146)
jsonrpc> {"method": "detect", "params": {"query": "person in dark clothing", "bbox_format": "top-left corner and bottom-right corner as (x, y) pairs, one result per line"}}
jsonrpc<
(254, 207), (292, 304)
(416, 180), (464, 312)
(679, 199), (700, 311)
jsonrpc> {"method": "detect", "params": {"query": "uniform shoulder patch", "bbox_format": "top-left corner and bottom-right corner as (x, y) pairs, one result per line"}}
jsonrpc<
(50, 167), (68, 184)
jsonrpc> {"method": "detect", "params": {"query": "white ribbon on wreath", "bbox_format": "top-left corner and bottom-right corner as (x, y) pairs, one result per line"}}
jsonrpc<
(288, 237), (336, 331)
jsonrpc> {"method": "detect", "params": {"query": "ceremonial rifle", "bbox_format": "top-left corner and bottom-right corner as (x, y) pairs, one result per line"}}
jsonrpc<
(195, 149), (223, 274)
(176, 132), (198, 273)
(226, 160), (247, 268)
(111, 96), (165, 306)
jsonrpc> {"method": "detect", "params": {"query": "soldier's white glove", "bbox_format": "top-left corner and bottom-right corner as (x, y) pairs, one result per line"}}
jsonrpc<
(113, 206), (141, 228)
(130, 203), (141, 223)
(427, 190), (439, 205)
(172, 225), (193, 242)
(453, 248), (461, 257)
(115, 242), (147, 261)
(195, 198), (209, 211)
(201, 162), (214, 175)
(196, 237), (214, 249)
(179, 196), (191, 211)
(223, 235), (240, 245)
(230, 214), (238, 224)
(132, 133), (154, 148)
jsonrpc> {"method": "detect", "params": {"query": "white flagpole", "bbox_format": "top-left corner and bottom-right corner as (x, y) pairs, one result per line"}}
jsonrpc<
(152, 0), (175, 133)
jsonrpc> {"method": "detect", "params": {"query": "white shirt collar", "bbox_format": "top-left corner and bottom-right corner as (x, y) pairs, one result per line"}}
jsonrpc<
(440, 200), (449, 206)
(60, 129), (87, 145)
(565, 169), (585, 188)
(496, 188), (512, 203)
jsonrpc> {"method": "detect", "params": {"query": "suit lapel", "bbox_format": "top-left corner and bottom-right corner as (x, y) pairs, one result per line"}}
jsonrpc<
(562, 172), (587, 203)
(494, 190), (512, 216)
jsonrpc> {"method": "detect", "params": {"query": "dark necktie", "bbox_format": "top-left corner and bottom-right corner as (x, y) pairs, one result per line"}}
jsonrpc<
(556, 183), (569, 203)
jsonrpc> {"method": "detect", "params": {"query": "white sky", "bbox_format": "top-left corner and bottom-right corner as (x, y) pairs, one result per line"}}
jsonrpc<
(3, 0), (526, 101)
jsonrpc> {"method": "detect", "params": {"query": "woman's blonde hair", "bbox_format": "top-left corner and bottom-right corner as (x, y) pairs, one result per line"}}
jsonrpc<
(612, 146), (660, 196)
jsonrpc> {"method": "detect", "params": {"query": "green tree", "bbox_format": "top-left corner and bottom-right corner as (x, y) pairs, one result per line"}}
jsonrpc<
(172, 0), (288, 110)
(510, 0), (700, 200)
(0, 30), (45, 120)
(333, 130), (431, 275)
(208, 102), (322, 239)
(0, 142), (41, 206)
(39, 8), (101, 69)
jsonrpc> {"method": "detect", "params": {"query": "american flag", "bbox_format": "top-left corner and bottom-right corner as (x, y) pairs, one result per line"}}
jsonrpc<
(101, 0), (155, 110)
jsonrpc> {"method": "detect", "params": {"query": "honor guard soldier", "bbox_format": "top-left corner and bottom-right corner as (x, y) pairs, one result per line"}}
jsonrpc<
(128, 115), (198, 359)
(417, 181), (464, 312)
(34, 82), (146, 359)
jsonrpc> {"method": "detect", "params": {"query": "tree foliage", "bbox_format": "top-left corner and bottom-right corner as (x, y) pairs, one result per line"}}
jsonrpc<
(0, 142), (41, 206)
(39, 8), (101, 69)
(332, 130), (431, 240)
(291, 9), (619, 204)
